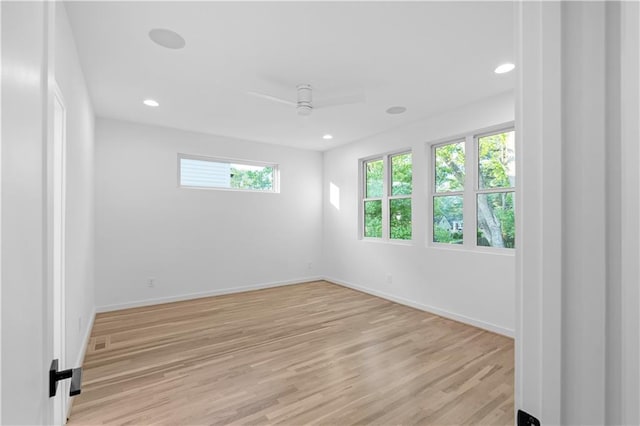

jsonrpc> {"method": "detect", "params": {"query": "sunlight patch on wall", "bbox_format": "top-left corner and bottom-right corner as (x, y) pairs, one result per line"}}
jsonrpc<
(330, 182), (340, 210)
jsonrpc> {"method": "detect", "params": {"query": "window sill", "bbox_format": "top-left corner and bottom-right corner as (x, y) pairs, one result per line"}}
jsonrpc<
(427, 243), (516, 256)
(178, 185), (279, 194)
(361, 238), (414, 246)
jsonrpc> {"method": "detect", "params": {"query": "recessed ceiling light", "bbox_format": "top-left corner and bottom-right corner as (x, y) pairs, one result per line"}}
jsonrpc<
(143, 99), (159, 107)
(386, 106), (407, 115)
(149, 28), (186, 50)
(494, 63), (515, 74)
(323, 134), (333, 140)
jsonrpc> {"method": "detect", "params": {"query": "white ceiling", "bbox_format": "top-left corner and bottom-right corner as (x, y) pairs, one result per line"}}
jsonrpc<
(65, 1), (514, 151)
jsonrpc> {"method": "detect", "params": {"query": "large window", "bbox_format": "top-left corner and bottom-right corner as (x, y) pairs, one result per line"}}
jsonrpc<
(431, 127), (515, 249)
(179, 154), (278, 192)
(361, 151), (412, 241)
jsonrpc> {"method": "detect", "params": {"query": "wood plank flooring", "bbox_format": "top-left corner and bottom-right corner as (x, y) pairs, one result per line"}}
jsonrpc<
(68, 281), (514, 425)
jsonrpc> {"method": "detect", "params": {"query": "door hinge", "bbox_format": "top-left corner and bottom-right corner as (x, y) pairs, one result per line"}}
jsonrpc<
(49, 359), (82, 398)
(517, 409), (541, 426)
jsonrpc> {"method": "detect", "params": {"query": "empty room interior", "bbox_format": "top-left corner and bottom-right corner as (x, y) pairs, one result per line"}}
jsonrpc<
(2, 1), (640, 425)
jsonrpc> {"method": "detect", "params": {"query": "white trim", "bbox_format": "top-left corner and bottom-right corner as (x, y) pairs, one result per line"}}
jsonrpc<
(178, 152), (277, 170)
(620, 1), (640, 423)
(325, 276), (514, 338)
(359, 147), (412, 164)
(382, 154), (390, 239)
(43, 6), (56, 423)
(426, 243), (515, 256)
(75, 307), (95, 368)
(430, 137), (466, 153)
(425, 121), (514, 149)
(515, 1), (563, 423)
(96, 277), (324, 313)
(65, 307), (96, 419)
(0, 1), (3, 419)
(51, 81), (68, 425)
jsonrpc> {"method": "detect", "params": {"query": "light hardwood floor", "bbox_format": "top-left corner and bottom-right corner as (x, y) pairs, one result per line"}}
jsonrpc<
(69, 281), (514, 425)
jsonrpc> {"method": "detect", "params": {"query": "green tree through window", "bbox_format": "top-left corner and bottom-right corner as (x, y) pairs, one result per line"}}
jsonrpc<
(431, 128), (515, 249)
(390, 153), (412, 240)
(230, 165), (273, 191)
(362, 152), (412, 240)
(433, 141), (465, 244)
(363, 159), (383, 238)
(477, 131), (515, 248)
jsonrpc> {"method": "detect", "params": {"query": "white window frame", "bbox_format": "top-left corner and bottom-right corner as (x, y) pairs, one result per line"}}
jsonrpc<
(361, 156), (385, 239)
(474, 128), (516, 250)
(177, 153), (280, 193)
(359, 149), (413, 242)
(428, 122), (515, 253)
(431, 138), (466, 246)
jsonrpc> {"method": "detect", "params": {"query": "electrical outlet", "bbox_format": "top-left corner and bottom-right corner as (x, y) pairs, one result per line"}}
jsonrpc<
(147, 277), (156, 288)
(386, 274), (392, 284)
(307, 262), (313, 270)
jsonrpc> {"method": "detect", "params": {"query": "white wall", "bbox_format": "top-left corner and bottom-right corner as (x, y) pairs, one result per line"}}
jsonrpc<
(95, 118), (323, 310)
(54, 2), (96, 378)
(322, 92), (515, 336)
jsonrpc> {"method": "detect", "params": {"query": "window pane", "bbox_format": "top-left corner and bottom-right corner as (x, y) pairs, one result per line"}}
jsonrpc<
(390, 198), (411, 240)
(477, 192), (515, 248)
(391, 153), (412, 196)
(365, 159), (383, 198)
(478, 130), (515, 189)
(230, 164), (273, 191)
(435, 142), (465, 192)
(180, 158), (231, 188)
(433, 195), (463, 244)
(364, 200), (382, 238)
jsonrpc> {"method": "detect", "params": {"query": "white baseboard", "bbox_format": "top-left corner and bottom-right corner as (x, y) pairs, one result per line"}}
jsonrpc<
(324, 276), (514, 338)
(75, 307), (96, 367)
(96, 276), (324, 313)
(95, 275), (513, 337)
(66, 306), (96, 420)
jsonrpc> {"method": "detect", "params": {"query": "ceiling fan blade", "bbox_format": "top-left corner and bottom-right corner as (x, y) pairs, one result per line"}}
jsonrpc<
(314, 91), (367, 109)
(247, 91), (296, 107)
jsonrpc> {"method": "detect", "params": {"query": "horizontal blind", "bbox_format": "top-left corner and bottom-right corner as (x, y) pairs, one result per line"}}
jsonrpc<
(180, 158), (231, 188)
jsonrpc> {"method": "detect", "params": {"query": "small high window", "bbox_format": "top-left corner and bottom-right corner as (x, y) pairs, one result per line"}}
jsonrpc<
(179, 154), (278, 192)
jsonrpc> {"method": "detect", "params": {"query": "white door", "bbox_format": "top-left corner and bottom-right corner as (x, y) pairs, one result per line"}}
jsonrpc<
(51, 84), (68, 425)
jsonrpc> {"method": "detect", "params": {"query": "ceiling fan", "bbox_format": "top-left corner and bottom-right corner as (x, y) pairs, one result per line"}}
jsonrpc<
(248, 84), (366, 116)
